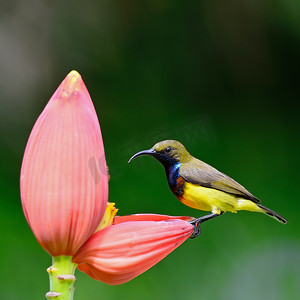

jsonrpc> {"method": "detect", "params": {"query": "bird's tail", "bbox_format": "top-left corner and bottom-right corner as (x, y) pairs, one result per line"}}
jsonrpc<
(237, 199), (287, 224)
(256, 203), (287, 224)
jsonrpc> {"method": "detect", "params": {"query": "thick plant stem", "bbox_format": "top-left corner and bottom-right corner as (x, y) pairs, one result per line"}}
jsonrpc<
(46, 256), (77, 300)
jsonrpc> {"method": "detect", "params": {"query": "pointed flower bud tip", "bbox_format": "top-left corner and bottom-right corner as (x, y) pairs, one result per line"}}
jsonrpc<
(59, 70), (82, 99)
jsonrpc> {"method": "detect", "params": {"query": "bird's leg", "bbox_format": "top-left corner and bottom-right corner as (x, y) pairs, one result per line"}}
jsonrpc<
(189, 212), (224, 239)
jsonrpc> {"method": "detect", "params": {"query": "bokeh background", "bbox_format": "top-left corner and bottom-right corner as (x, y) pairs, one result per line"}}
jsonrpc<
(1, 1), (299, 299)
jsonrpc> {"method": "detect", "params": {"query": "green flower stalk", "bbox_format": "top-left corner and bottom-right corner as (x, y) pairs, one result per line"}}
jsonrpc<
(46, 256), (77, 300)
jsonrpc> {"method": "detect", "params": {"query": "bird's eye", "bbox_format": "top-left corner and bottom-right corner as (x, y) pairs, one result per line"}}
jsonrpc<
(165, 146), (172, 153)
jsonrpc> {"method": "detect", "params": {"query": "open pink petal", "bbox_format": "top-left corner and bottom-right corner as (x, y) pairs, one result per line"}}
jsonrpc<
(73, 219), (193, 285)
(20, 71), (108, 256)
(114, 214), (194, 224)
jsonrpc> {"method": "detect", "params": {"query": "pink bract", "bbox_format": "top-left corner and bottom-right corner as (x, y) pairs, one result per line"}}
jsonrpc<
(73, 217), (193, 284)
(20, 71), (108, 256)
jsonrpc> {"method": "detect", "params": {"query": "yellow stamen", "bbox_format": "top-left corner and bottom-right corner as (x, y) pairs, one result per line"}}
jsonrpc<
(95, 202), (118, 232)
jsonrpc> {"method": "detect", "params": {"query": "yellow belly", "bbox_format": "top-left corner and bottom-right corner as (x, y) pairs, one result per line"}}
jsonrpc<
(180, 182), (262, 214)
(180, 182), (239, 214)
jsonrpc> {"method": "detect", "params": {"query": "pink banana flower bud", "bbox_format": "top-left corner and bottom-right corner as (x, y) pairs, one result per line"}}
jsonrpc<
(20, 70), (109, 256)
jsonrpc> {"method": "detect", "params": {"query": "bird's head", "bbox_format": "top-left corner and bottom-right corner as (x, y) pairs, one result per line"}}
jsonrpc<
(129, 140), (191, 168)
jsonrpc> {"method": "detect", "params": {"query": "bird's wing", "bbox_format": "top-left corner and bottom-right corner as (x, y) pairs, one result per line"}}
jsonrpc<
(179, 160), (260, 203)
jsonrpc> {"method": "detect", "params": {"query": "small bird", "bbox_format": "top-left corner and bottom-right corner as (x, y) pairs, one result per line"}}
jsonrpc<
(129, 140), (287, 238)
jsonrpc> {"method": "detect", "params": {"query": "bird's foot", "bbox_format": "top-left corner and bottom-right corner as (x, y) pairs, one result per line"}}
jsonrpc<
(188, 212), (224, 239)
(189, 219), (201, 239)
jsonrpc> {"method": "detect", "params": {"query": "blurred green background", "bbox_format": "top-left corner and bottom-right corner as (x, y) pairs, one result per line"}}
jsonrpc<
(1, 0), (299, 299)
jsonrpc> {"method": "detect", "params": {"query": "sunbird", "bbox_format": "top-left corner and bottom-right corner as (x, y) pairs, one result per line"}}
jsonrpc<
(129, 140), (287, 238)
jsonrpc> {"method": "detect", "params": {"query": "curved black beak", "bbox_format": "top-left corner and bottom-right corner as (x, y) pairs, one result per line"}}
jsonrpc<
(128, 149), (156, 163)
